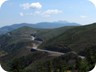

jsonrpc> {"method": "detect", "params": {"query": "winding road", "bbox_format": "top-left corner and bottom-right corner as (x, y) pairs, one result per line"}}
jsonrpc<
(28, 35), (85, 58)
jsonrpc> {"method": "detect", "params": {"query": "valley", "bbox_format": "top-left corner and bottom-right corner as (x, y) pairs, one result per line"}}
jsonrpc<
(0, 23), (95, 72)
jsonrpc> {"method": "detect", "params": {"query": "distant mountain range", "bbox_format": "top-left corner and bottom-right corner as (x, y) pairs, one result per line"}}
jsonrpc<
(0, 21), (80, 35)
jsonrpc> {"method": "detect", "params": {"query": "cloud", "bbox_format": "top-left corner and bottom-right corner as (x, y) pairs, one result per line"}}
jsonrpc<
(89, 0), (96, 7)
(21, 2), (42, 10)
(80, 15), (87, 18)
(19, 11), (40, 16)
(43, 9), (63, 17)
(0, 0), (8, 8)
(20, 12), (24, 16)
(20, 9), (63, 17)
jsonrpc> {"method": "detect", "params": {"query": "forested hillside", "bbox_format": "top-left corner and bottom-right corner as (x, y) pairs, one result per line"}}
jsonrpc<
(0, 23), (95, 72)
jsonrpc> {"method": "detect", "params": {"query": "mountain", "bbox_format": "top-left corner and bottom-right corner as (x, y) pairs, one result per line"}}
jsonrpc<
(0, 21), (80, 35)
(0, 26), (74, 53)
(39, 23), (96, 66)
(0, 25), (74, 60)
(40, 23), (96, 53)
(39, 23), (96, 71)
(36, 21), (80, 28)
(0, 26), (75, 71)
(0, 23), (95, 72)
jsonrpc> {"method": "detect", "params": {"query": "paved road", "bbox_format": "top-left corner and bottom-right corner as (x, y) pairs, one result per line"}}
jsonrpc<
(29, 36), (64, 56)
(35, 48), (65, 56)
(27, 35), (85, 58)
(27, 46), (64, 56)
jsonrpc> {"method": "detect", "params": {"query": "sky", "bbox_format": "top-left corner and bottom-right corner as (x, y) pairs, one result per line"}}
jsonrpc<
(0, 0), (96, 27)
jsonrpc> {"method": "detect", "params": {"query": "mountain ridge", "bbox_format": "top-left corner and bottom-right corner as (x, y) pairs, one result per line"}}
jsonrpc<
(0, 21), (80, 35)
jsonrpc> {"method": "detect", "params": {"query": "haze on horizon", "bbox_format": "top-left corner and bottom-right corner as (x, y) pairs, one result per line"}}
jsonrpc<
(0, 0), (96, 27)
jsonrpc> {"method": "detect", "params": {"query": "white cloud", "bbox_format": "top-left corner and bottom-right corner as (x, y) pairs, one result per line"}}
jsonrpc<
(0, 0), (8, 8)
(20, 12), (24, 16)
(80, 15), (87, 18)
(89, 0), (96, 7)
(19, 11), (40, 16)
(21, 2), (42, 10)
(43, 9), (63, 17)
(20, 9), (63, 17)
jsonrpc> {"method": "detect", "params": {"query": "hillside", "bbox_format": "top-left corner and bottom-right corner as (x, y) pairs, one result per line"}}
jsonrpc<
(0, 24), (95, 72)
(39, 23), (96, 71)
(0, 26), (73, 61)
(40, 23), (96, 53)
(0, 21), (80, 35)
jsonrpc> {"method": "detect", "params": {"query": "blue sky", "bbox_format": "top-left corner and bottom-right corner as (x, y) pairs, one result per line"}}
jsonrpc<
(0, 0), (96, 27)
